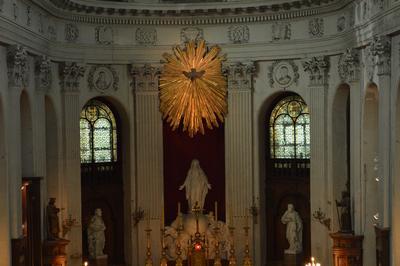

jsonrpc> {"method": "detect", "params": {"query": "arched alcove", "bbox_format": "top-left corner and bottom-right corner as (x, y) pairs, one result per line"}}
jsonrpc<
(45, 97), (59, 200)
(80, 97), (131, 265)
(20, 91), (33, 176)
(0, 94), (11, 265)
(362, 83), (379, 264)
(331, 83), (350, 231)
(259, 91), (311, 264)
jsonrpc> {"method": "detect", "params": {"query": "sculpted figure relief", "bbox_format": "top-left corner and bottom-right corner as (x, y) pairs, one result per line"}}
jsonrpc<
(179, 159), (211, 212)
(281, 204), (303, 254)
(47, 198), (60, 240)
(87, 208), (106, 258)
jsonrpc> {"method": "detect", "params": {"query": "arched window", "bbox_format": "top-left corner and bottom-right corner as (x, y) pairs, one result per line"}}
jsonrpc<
(80, 100), (117, 163)
(269, 95), (310, 159)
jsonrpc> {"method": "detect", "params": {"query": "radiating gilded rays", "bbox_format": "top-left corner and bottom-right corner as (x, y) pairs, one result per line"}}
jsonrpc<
(159, 40), (227, 137)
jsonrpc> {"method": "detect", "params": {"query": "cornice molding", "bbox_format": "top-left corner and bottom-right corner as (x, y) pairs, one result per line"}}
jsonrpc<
(32, 0), (351, 25)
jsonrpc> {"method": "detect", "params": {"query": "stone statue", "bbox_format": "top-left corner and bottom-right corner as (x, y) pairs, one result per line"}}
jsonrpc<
(336, 190), (352, 233)
(87, 208), (106, 258)
(179, 159), (211, 212)
(281, 204), (303, 254)
(46, 198), (60, 240)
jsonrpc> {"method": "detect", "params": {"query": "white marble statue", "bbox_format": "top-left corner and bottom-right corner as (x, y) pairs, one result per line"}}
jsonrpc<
(179, 159), (211, 212)
(281, 203), (303, 254)
(87, 208), (106, 258)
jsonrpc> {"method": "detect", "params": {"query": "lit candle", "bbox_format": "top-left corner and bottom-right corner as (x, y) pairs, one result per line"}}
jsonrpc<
(215, 201), (218, 221)
(147, 209), (150, 229)
(84, 261), (88, 266)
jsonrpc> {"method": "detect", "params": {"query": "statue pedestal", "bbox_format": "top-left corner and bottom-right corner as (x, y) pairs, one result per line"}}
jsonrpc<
(42, 239), (70, 266)
(89, 255), (108, 266)
(283, 253), (303, 266)
(330, 233), (363, 266)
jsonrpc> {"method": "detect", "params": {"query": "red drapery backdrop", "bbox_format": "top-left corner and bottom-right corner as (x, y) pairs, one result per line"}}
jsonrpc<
(163, 121), (225, 225)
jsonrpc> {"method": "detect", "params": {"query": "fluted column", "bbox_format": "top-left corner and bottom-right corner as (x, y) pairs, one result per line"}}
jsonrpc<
(130, 64), (163, 265)
(223, 61), (255, 262)
(33, 56), (52, 238)
(338, 48), (364, 234)
(302, 56), (330, 263)
(5, 45), (28, 238)
(369, 35), (392, 228)
(59, 62), (85, 265)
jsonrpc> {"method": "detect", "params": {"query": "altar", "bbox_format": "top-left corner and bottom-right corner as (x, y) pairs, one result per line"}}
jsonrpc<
(144, 159), (252, 266)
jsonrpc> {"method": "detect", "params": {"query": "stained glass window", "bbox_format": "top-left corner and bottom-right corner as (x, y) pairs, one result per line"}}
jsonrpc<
(80, 100), (117, 163)
(270, 95), (310, 159)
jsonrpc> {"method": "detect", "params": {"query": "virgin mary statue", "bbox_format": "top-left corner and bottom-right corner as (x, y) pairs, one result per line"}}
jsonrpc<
(179, 159), (211, 212)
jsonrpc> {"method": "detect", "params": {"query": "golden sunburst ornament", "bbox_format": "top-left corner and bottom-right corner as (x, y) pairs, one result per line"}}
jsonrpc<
(159, 40), (227, 137)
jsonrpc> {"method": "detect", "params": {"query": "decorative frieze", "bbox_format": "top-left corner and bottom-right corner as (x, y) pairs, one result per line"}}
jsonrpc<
(59, 62), (85, 93)
(338, 48), (360, 83)
(309, 18), (324, 38)
(46, 0), (338, 26)
(35, 55), (52, 93)
(181, 27), (203, 43)
(272, 22), (291, 41)
(88, 65), (118, 93)
(370, 35), (391, 76)
(223, 62), (255, 91)
(130, 64), (161, 92)
(302, 56), (329, 86)
(228, 25), (250, 44)
(7, 45), (29, 88)
(135, 28), (157, 46)
(65, 24), (79, 43)
(95, 26), (113, 45)
(268, 60), (299, 88)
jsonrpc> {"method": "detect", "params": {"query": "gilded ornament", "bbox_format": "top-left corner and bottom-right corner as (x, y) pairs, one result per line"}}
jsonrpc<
(159, 40), (227, 137)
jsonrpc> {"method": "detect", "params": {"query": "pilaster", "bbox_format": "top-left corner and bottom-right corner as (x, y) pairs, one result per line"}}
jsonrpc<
(130, 64), (163, 265)
(59, 61), (85, 265)
(34, 55), (52, 239)
(5, 44), (28, 238)
(370, 35), (391, 228)
(223, 61), (255, 263)
(302, 56), (330, 264)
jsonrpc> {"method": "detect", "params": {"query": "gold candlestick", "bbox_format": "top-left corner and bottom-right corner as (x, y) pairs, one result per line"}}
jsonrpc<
(175, 224), (183, 266)
(160, 228), (168, 266)
(228, 226), (236, 266)
(242, 217), (252, 266)
(213, 224), (222, 266)
(145, 228), (153, 266)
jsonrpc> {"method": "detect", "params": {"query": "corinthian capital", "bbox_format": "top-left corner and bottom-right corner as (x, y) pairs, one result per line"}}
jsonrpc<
(302, 56), (329, 86)
(35, 55), (52, 93)
(222, 61), (255, 91)
(59, 62), (85, 93)
(338, 48), (360, 83)
(130, 64), (162, 92)
(7, 45), (29, 88)
(370, 35), (391, 76)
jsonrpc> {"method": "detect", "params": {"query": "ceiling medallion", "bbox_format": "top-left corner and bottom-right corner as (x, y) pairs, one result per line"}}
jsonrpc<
(159, 40), (227, 137)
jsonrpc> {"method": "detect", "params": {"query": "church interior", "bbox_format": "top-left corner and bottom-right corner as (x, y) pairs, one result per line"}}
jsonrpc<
(0, 0), (399, 265)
